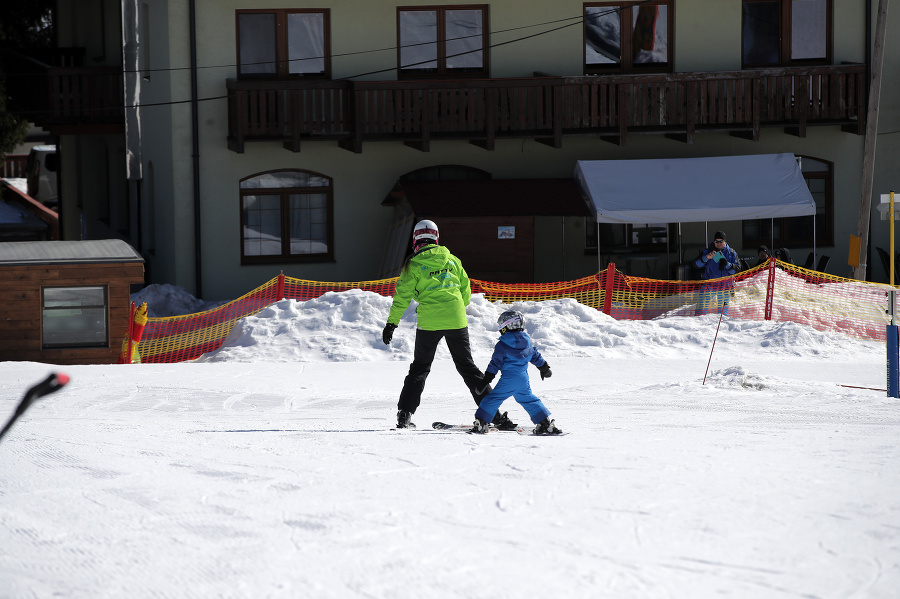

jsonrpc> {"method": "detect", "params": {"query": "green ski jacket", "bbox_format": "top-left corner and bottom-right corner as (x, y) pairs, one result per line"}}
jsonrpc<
(387, 244), (471, 331)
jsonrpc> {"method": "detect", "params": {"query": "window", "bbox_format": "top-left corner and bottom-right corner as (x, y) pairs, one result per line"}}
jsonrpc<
(742, 0), (831, 67)
(236, 9), (330, 79)
(742, 156), (833, 247)
(240, 170), (333, 264)
(398, 5), (488, 78)
(584, 1), (673, 74)
(42, 286), (108, 348)
(585, 221), (671, 252)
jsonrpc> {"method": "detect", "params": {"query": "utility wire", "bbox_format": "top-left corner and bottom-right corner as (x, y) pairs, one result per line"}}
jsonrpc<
(10, 2), (648, 114)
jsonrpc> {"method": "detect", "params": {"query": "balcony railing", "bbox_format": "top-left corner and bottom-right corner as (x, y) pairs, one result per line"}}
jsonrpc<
(1, 49), (124, 134)
(226, 64), (866, 153)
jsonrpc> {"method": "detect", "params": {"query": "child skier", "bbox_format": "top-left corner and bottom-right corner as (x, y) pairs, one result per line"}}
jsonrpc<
(471, 310), (562, 435)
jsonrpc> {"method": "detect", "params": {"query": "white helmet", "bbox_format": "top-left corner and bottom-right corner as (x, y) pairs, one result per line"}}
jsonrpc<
(412, 219), (439, 246)
(497, 310), (525, 333)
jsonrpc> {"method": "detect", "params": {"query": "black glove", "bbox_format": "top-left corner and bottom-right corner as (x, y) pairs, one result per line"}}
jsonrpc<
(475, 371), (495, 397)
(480, 371), (495, 388)
(718, 258), (728, 269)
(382, 323), (397, 345)
(538, 362), (552, 380)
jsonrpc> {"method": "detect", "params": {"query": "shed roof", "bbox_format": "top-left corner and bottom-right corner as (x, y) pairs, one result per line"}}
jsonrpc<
(0, 240), (144, 265)
(575, 154), (816, 224)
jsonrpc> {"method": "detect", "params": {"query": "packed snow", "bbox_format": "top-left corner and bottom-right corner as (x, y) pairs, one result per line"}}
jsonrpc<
(1, 284), (899, 598)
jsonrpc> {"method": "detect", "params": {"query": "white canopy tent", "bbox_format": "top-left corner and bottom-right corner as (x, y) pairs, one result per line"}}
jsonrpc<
(574, 153), (818, 273)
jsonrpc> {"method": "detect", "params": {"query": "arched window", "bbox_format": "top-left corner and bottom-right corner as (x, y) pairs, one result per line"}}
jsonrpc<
(742, 155), (833, 247)
(239, 169), (333, 264)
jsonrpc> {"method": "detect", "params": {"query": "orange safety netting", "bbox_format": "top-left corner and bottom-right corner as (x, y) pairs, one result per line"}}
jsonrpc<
(135, 261), (894, 364)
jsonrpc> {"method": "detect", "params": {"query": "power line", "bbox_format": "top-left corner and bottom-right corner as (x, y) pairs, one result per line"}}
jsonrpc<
(132, 11), (592, 75)
(12, 2), (650, 115)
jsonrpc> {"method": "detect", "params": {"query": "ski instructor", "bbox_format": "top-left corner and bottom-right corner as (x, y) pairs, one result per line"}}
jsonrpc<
(381, 219), (516, 431)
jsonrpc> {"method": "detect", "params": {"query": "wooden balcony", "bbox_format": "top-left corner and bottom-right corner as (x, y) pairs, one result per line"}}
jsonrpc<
(2, 49), (124, 135)
(226, 64), (866, 153)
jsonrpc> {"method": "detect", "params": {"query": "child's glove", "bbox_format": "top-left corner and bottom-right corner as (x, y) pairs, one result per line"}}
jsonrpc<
(476, 371), (495, 396)
(382, 323), (397, 345)
(480, 371), (495, 389)
(538, 362), (552, 380)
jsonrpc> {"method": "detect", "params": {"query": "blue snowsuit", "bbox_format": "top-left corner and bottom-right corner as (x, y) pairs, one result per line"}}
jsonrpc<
(474, 330), (551, 425)
(694, 242), (739, 316)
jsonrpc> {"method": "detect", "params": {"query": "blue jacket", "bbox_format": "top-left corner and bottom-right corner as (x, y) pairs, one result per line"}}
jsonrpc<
(486, 331), (546, 378)
(694, 243), (739, 280)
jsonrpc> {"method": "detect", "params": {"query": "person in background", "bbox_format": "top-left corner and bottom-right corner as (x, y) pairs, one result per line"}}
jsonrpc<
(755, 245), (770, 267)
(381, 219), (517, 431)
(775, 247), (793, 265)
(470, 310), (562, 435)
(694, 231), (740, 316)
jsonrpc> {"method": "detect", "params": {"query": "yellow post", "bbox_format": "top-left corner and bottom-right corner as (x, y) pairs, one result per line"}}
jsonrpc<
(892, 189), (896, 287)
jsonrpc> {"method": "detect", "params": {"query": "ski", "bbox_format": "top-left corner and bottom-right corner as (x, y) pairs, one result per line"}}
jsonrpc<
(516, 428), (569, 437)
(432, 422), (473, 431)
(432, 421), (522, 433)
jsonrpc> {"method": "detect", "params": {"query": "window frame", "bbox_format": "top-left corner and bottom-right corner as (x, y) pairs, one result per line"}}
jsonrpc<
(41, 285), (109, 349)
(583, 1), (675, 75)
(235, 8), (331, 80)
(239, 169), (335, 265)
(741, 0), (833, 68)
(741, 155), (834, 248)
(396, 4), (490, 79)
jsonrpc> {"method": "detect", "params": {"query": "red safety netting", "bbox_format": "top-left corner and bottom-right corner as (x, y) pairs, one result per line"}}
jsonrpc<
(135, 262), (893, 364)
(138, 275), (397, 364)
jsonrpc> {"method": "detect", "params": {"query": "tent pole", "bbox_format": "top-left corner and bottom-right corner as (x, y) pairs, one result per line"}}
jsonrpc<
(596, 221), (601, 275)
(814, 214), (817, 268)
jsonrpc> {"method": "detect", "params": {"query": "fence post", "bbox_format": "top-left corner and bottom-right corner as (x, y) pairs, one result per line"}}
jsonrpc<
(118, 302), (136, 364)
(276, 271), (285, 301)
(764, 257), (776, 320)
(602, 263), (615, 315)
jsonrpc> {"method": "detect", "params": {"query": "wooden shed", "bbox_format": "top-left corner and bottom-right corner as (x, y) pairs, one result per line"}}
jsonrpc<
(0, 240), (144, 365)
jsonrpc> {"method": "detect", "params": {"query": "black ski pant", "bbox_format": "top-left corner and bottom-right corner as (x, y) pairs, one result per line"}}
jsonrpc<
(397, 327), (487, 414)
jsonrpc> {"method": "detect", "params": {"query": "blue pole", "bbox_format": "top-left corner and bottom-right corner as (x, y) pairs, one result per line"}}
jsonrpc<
(888, 325), (899, 398)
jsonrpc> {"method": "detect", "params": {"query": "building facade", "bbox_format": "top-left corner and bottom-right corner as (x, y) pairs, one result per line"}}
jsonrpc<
(8, 1), (899, 300)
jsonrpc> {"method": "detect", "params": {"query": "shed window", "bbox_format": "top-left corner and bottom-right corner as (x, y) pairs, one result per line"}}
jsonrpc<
(42, 286), (108, 348)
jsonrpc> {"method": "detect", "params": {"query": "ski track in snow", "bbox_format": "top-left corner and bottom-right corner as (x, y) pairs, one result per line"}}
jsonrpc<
(1, 288), (899, 598)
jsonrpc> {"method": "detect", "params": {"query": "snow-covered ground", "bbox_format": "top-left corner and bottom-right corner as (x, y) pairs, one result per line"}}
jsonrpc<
(1, 285), (899, 598)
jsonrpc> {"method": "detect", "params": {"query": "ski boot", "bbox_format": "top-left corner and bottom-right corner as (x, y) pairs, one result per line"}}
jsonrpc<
(470, 417), (490, 434)
(491, 411), (518, 431)
(533, 418), (562, 435)
(396, 410), (416, 429)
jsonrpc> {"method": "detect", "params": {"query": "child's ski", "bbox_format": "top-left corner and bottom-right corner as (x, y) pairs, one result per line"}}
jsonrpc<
(516, 427), (569, 437)
(432, 422), (473, 431)
(431, 421), (520, 432)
